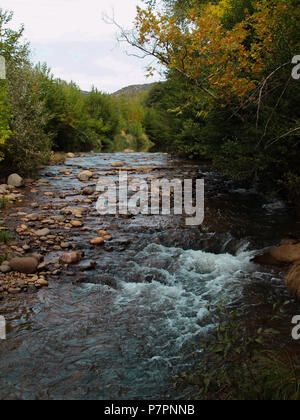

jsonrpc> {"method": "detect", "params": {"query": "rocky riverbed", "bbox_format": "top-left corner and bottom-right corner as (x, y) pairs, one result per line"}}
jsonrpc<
(0, 152), (299, 400)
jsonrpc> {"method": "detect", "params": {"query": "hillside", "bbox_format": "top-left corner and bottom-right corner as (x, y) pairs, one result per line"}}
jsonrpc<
(112, 82), (158, 98)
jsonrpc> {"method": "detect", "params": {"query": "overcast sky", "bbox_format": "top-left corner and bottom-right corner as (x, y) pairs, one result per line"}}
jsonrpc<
(1, 0), (162, 93)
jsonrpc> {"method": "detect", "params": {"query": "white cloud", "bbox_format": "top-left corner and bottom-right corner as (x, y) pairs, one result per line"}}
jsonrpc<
(0, 0), (162, 92)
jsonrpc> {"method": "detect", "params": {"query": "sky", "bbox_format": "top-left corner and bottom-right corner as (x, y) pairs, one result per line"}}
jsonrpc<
(1, 0), (163, 93)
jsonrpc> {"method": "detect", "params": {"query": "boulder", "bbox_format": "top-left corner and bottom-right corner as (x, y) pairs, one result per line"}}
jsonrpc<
(7, 174), (24, 188)
(78, 170), (93, 181)
(9, 257), (38, 274)
(253, 243), (300, 265)
(286, 262), (300, 299)
(59, 251), (84, 265)
(67, 153), (76, 158)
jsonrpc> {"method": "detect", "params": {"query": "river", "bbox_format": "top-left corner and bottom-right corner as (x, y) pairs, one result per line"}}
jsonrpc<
(0, 152), (298, 400)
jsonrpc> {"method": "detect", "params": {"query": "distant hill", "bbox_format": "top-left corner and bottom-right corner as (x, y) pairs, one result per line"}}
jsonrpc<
(112, 83), (158, 98)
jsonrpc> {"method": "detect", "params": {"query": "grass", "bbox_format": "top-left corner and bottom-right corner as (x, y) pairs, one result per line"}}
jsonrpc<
(0, 197), (9, 209)
(0, 230), (13, 244)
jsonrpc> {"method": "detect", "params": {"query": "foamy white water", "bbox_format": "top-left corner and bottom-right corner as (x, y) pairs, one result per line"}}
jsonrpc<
(115, 244), (257, 349)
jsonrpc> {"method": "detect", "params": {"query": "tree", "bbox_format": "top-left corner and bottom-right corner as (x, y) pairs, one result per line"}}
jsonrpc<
(121, 0), (300, 198)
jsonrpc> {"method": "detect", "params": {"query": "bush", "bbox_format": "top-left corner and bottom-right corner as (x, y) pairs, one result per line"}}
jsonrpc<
(173, 302), (300, 400)
(0, 230), (13, 244)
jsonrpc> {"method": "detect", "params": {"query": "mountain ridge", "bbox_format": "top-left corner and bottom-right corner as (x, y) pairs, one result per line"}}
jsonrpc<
(112, 82), (158, 97)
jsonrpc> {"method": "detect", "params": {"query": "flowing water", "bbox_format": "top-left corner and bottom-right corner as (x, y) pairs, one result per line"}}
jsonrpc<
(0, 153), (298, 400)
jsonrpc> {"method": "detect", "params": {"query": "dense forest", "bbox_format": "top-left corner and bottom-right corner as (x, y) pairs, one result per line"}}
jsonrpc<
(1, 0), (300, 203)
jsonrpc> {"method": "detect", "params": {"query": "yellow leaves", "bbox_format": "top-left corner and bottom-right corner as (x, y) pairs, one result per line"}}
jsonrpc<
(207, 0), (232, 18)
(134, 0), (297, 109)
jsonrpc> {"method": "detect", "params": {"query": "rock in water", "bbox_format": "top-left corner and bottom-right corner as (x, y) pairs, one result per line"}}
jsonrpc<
(9, 257), (38, 274)
(253, 243), (300, 265)
(82, 186), (95, 196)
(111, 162), (124, 168)
(7, 174), (24, 188)
(70, 220), (84, 228)
(90, 237), (105, 246)
(78, 170), (93, 181)
(59, 251), (84, 265)
(286, 262), (300, 299)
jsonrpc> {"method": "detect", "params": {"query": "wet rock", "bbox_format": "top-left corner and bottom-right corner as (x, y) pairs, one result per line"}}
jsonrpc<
(0, 265), (11, 273)
(78, 170), (93, 181)
(82, 186), (95, 196)
(59, 251), (84, 265)
(253, 243), (300, 265)
(98, 230), (110, 237)
(36, 278), (49, 287)
(7, 173), (24, 188)
(286, 262), (300, 299)
(36, 228), (50, 237)
(90, 237), (105, 246)
(70, 220), (84, 228)
(9, 257), (39, 274)
(61, 242), (71, 249)
(27, 213), (39, 221)
(67, 153), (76, 158)
(59, 168), (72, 175)
(111, 162), (125, 168)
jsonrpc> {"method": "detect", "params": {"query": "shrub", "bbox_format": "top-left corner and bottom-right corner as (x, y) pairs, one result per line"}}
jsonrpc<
(173, 302), (300, 400)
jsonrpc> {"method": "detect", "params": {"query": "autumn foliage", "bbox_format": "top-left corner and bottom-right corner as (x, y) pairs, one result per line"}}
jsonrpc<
(125, 0), (300, 199)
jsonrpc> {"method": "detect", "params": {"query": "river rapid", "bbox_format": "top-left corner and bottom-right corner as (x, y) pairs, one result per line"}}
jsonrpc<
(0, 152), (298, 400)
